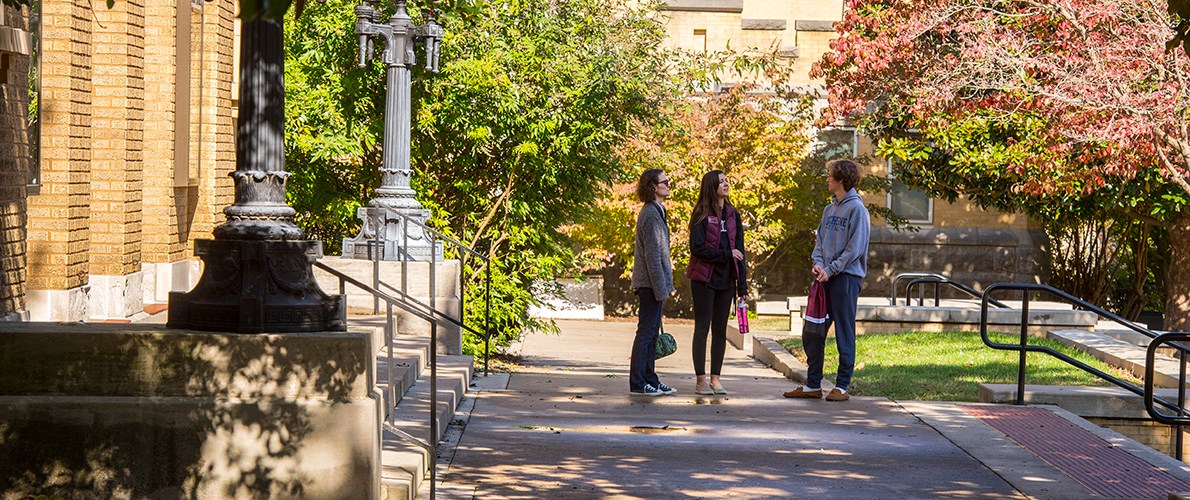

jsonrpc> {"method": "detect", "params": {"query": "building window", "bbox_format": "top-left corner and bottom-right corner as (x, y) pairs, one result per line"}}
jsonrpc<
(693, 29), (706, 53)
(812, 127), (857, 161)
(886, 160), (933, 224)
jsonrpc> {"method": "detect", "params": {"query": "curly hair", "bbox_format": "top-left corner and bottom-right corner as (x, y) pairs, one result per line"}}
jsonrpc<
(827, 159), (861, 191)
(635, 168), (665, 203)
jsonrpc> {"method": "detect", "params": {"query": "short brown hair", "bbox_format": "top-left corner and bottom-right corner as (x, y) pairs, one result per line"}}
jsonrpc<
(635, 168), (665, 203)
(827, 159), (861, 191)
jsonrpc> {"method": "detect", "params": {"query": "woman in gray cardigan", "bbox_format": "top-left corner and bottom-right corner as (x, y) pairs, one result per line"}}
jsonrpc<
(629, 169), (677, 397)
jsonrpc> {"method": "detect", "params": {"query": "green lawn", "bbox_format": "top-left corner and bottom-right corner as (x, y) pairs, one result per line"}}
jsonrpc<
(778, 331), (1141, 402)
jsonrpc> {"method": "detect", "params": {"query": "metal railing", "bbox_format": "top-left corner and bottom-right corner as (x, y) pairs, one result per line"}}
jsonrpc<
(313, 261), (444, 496)
(978, 283), (1189, 459)
(889, 272), (946, 305)
(315, 210), (495, 498)
(367, 209), (496, 374)
(905, 277), (1008, 309)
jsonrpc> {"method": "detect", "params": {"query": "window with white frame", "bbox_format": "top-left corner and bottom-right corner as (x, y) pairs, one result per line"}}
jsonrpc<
(812, 127), (857, 161)
(886, 159), (933, 224)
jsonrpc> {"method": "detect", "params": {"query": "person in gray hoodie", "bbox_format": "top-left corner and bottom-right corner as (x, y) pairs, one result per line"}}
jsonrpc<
(784, 158), (870, 402)
(629, 168), (677, 397)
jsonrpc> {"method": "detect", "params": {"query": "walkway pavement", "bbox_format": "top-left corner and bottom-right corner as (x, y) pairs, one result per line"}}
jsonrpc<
(432, 319), (1190, 499)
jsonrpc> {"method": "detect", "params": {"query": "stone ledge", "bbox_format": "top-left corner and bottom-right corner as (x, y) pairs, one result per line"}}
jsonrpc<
(794, 20), (835, 32)
(741, 18), (786, 30)
(0, 323), (375, 398)
(662, 0), (743, 13)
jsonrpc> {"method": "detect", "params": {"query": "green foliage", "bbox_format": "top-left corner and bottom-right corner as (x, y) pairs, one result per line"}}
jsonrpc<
(286, 0), (677, 353)
(284, 1), (385, 253)
(410, 0), (678, 349)
(571, 85), (823, 295)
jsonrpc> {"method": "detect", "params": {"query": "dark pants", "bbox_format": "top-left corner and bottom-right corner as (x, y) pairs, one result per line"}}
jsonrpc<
(630, 287), (664, 391)
(803, 273), (861, 391)
(691, 280), (733, 376)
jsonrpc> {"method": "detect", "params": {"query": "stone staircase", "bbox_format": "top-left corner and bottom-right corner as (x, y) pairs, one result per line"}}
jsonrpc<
(366, 329), (473, 500)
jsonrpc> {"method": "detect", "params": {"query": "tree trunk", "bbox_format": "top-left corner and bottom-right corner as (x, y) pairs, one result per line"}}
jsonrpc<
(1165, 210), (1190, 331)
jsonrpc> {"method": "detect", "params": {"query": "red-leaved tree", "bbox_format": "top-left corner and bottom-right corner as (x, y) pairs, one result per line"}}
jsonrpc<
(816, 0), (1190, 329)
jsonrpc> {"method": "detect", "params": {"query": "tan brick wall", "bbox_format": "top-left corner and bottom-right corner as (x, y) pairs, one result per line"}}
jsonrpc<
(89, 0), (145, 276)
(28, 0), (92, 291)
(0, 6), (30, 315)
(27, 1), (236, 301)
(790, 30), (833, 85)
(141, 0), (182, 263)
(193, 2), (236, 240)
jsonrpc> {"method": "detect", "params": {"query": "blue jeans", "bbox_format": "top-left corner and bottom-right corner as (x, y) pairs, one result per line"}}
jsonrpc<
(630, 287), (664, 391)
(803, 273), (861, 391)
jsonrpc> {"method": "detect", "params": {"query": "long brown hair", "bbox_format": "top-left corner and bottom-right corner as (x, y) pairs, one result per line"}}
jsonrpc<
(689, 169), (727, 228)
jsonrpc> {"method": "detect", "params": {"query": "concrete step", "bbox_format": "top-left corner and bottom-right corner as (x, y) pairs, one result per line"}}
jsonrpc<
(1047, 329), (1182, 387)
(380, 353), (473, 500)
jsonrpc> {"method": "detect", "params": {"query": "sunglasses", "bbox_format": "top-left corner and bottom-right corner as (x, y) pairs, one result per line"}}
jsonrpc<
(656, 179), (671, 186)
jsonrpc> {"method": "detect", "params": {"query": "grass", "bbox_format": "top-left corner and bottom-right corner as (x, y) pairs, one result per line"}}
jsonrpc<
(778, 331), (1141, 402)
(750, 315), (791, 332)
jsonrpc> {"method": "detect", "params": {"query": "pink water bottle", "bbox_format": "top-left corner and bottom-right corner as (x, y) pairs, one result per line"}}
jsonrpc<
(736, 297), (749, 334)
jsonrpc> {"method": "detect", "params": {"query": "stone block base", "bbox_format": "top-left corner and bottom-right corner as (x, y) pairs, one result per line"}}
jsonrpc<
(0, 323), (379, 498)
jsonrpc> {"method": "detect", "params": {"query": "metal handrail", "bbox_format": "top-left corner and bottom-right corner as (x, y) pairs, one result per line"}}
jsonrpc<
(889, 272), (946, 305)
(979, 282), (1190, 459)
(312, 260), (442, 494)
(370, 208), (495, 374)
(1146, 333), (1190, 427)
(905, 277), (1009, 309)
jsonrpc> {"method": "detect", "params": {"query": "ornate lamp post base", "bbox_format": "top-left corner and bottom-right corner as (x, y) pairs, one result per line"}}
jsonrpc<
(168, 239), (346, 333)
(342, 207), (444, 261)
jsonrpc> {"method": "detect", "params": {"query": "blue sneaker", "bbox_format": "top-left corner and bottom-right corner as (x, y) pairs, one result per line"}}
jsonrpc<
(630, 384), (664, 397)
(656, 383), (676, 395)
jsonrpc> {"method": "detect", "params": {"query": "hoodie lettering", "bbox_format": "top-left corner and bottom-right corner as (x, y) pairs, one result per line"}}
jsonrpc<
(825, 215), (848, 232)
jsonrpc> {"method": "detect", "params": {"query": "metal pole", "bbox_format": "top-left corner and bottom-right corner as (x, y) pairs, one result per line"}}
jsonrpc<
(1017, 293), (1029, 405)
(485, 260), (492, 376)
(1179, 350), (1187, 460)
(430, 321), (438, 497)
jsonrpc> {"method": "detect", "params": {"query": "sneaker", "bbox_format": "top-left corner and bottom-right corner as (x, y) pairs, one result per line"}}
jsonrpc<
(696, 381), (715, 395)
(711, 381), (728, 395)
(783, 386), (823, 399)
(656, 383), (677, 395)
(630, 384), (664, 397)
(825, 388), (850, 401)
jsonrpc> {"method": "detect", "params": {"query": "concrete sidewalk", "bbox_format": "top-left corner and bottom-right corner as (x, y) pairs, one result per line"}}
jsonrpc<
(432, 319), (1190, 499)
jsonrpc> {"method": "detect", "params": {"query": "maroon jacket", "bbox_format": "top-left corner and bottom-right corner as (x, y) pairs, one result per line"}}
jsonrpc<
(686, 204), (744, 291)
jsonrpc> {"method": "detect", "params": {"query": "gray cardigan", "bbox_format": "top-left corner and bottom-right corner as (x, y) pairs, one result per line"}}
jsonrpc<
(631, 201), (675, 300)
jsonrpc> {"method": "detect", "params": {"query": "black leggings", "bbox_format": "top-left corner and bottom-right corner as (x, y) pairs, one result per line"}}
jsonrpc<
(691, 280), (734, 376)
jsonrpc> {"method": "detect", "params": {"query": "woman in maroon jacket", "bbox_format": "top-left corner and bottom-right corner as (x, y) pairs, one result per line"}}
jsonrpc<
(686, 170), (748, 395)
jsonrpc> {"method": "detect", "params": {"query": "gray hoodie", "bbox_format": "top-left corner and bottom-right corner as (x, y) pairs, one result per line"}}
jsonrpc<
(812, 188), (870, 279)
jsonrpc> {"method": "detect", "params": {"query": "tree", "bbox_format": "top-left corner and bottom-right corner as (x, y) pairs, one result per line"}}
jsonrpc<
(285, 0), (679, 351)
(568, 85), (822, 306)
(815, 0), (1190, 328)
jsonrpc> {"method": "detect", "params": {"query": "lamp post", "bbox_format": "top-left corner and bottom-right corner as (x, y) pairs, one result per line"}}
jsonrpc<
(168, 14), (345, 333)
(343, 0), (444, 261)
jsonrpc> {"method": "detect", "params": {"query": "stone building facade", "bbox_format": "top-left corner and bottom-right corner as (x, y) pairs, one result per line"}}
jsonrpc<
(9, 0), (237, 321)
(658, 0), (1045, 299)
(0, 5), (32, 320)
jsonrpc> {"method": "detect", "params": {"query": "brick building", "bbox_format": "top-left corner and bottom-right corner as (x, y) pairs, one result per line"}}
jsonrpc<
(660, 0), (1045, 296)
(3, 1), (238, 321)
